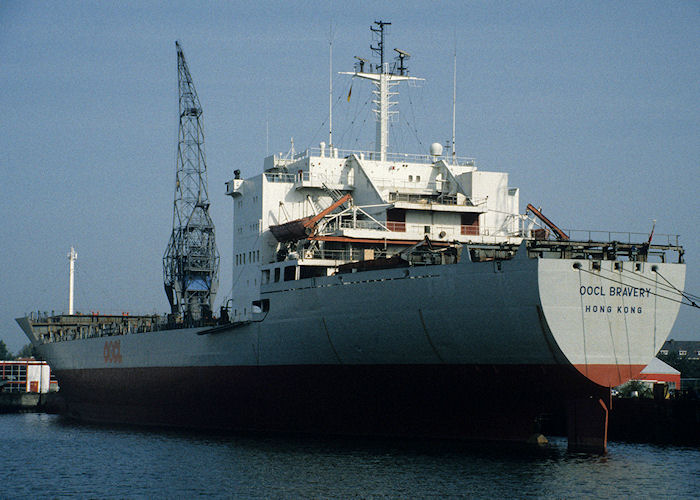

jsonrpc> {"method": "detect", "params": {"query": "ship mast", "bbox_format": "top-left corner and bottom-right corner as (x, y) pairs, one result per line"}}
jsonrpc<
(163, 41), (220, 325)
(328, 24), (334, 148)
(341, 21), (422, 161)
(451, 41), (457, 165)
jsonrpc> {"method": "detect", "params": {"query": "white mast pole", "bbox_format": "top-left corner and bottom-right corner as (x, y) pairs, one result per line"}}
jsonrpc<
(377, 68), (389, 161)
(452, 40), (457, 165)
(266, 117), (269, 155)
(329, 24), (333, 148)
(67, 246), (77, 315)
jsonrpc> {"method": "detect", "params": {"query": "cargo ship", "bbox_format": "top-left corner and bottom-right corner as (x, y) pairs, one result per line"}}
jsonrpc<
(17, 23), (687, 453)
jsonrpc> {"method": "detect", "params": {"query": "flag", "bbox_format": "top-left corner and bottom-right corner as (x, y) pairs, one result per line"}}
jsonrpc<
(648, 220), (656, 244)
(347, 84), (352, 102)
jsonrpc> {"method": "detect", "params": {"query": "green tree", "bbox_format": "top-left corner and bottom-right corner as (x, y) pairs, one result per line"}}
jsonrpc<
(15, 343), (37, 359)
(0, 339), (11, 360)
(617, 380), (653, 398)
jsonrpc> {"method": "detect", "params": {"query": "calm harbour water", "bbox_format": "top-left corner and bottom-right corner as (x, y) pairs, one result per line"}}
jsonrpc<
(2, 413), (698, 499)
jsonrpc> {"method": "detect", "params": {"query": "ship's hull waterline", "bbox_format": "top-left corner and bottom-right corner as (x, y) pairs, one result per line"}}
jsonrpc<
(20, 250), (684, 446)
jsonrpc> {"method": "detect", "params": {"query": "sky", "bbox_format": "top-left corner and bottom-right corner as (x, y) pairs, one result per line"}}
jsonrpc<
(1, 1), (698, 354)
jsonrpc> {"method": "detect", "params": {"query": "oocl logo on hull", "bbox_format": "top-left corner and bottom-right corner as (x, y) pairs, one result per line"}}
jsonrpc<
(104, 340), (122, 363)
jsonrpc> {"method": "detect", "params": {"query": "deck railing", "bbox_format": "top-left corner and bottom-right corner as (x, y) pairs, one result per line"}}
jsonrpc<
(320, 216), (682, 248)
(559, 229), (680, 247)
(304, 147), (477, 167)
(300, 248), (364, 261)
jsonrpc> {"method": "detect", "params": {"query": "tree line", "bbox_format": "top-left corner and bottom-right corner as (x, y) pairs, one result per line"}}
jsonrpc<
(0, 339), (37, 360)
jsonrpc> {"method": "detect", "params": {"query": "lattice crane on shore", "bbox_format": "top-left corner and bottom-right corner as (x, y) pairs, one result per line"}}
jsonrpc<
(163, 41), (219, 325)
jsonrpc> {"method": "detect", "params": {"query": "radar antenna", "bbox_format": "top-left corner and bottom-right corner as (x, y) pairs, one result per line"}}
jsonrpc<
(341, 21), (423, 161)
(163, 41), (220, 325)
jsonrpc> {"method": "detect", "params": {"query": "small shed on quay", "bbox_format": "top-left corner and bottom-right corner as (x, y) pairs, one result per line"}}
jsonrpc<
(0, 359), (57, 394)
(638, 357), (681, 390)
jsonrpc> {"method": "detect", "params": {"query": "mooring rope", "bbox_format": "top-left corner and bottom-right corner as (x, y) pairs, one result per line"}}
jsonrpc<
(654, 268), (699, 308)
(577, 271), (590, 376)
(620, 267), (700, 303)
(602, 276), (623, 384)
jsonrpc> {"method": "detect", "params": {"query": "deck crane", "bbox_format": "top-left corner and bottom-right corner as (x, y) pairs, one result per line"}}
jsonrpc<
(163, 41), (220, 325)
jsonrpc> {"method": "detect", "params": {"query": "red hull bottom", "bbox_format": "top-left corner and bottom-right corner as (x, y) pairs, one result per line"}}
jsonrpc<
(54, 364), (610, 445)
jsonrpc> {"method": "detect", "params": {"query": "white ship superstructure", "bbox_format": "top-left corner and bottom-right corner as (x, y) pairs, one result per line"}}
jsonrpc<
(226, 145), (521, 324)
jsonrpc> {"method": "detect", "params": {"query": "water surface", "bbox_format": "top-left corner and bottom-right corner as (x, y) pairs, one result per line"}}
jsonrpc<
(2, 413), (698, 498)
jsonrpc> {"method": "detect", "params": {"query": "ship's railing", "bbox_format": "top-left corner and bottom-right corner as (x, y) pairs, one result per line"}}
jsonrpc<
(337, 219), (387, 231)
(556, 229), (680, 247)
(22, 312), (229, 345)
(379, 179), (440, 192)
(321, 217), (522, 240)
(321, 214), (682, 248)
(303, 147), (476, 167)
(300, 247), (365, 261)
(386, 191), (487, 207)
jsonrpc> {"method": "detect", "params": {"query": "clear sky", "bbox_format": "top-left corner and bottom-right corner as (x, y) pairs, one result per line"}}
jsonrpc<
(1, 1), (698, 354)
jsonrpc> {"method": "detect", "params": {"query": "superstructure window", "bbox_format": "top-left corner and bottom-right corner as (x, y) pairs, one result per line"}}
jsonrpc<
(460, 213), (479, 236)
(386, 208), (406, 232)
(274, 268), (280, 282)
(300, 266), (326, 279)
(284, 266), (296, 281)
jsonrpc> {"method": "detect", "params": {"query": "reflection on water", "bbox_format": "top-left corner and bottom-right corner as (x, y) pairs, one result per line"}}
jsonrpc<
(3, 413), (699, 498)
